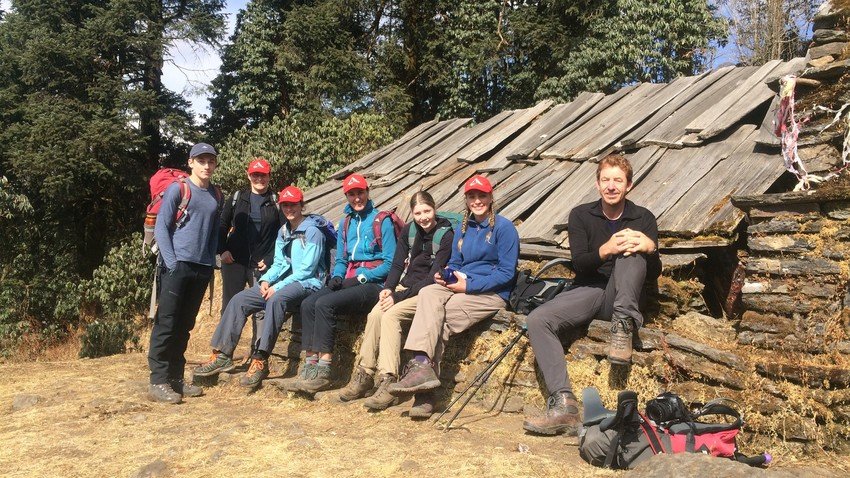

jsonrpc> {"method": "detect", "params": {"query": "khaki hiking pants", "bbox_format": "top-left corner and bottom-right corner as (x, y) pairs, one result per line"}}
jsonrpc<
(404, 284), (505, 372)
(356, 287), (418, 377)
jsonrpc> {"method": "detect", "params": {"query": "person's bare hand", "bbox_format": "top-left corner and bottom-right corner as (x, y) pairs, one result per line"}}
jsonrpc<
(221, 250), (235, 264)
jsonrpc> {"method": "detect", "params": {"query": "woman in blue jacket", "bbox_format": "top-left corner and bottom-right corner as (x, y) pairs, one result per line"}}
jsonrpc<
(291, 174), (397, 394)
(388, 175), (519, 418)
(194, 186), (332, 389)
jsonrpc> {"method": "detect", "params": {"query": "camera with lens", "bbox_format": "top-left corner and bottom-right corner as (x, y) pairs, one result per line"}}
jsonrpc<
(645, 392), (689, 425)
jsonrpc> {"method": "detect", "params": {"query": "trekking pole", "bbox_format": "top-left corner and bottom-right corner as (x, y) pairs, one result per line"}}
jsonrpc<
(435, 329), (527, 431)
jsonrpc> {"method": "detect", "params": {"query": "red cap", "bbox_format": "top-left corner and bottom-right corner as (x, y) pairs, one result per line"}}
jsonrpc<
(247, 158), (271, 175)
(277, 186), (304, 204)
(464, 175), (493, 194)
(342, 173), (368, 193)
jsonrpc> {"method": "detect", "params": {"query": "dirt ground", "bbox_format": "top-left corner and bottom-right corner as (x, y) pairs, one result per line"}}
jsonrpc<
(0, 351), (612, 478)
(1, 308), (847, 477)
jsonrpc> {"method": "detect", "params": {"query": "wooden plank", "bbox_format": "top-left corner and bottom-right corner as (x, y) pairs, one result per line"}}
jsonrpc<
(479, 103), (572, 172)
(505, 92), (606, 160)
(616, 67), (734, 149)
(456, 100), (553, 163)
(684, 59), (782, 133)
(657, 125), (785, 235)
(533, 86), (638, 160)
(519, 243), (572, 260)
(367, 118), (472, 177)
(539, 84), (652, 160)
(517, 162), (598, 243)
(329, 119), (439, 179)
(499, 160), (580, 220)
(411, 110), (516, 174)
(698, 58), (806, 141)
(554, 83), (669, 161)
(633, 124), (756, 222)
(755, 95), (781, 147)
(733, 187), (850, 208)
(638, 66), (756, 148)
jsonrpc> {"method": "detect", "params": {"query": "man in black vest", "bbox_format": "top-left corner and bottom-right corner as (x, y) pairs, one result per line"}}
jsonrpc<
(523, 153), (661, 435)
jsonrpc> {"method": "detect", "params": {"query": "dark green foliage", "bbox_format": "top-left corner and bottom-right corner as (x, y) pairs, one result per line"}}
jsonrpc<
(79, 320), (136, 358)
(216, 112), (396, 193)
(0, 0), (225, 354)
(537, 0), (728, 101)
(78, 234), (152, 358)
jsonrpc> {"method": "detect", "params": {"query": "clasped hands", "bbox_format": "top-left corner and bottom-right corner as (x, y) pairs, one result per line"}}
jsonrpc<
(601, 228), (655, 259)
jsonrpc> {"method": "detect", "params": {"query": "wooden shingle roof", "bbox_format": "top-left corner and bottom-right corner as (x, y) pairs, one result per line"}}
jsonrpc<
(305, 59), (805, 258)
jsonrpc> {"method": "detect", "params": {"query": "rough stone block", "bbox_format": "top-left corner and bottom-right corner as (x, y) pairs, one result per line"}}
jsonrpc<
(748, 218), (823, 234)
(664, 333), (748, 372)
(824, 201), (850, 220)
(808, 41), (849, 60)
(745, 257), (842, 276)
(747, 235), (815, 253)
(757, 362), (850, 389)
(813, 29), (849, 43)
(748, 202), (821, 220)
(665, 349), (746, 390)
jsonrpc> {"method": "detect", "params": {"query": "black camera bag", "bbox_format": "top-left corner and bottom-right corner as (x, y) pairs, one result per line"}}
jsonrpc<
(509, 258), (573, 314)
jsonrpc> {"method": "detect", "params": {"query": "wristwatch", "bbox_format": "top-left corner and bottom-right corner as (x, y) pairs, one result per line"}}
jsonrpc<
(357, 274), (367, 284)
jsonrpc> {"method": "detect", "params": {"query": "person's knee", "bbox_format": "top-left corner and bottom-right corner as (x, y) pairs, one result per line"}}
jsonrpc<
(314, 295), (337, 316)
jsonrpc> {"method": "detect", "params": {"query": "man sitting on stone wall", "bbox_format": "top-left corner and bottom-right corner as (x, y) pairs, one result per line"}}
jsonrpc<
(522, 153), (661, 436)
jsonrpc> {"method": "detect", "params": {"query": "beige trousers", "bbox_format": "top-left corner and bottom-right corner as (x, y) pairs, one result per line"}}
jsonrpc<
(357, 292), (419, 376)
(403, 284), (505, 370)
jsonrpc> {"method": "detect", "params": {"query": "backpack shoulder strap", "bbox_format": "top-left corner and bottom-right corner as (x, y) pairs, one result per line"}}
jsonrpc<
(175, 179), (192, 226)
(431, 225), (451, 260)
(372, 211), (390, 250)
(342, 215), (352, 257)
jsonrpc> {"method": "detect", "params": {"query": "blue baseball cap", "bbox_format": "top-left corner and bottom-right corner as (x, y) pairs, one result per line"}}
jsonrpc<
(189, 142), (217, 158)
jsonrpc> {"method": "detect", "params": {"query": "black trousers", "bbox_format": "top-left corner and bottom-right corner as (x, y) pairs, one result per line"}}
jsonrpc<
(299, 283), (381, 353)
(148, 261), (212, 384)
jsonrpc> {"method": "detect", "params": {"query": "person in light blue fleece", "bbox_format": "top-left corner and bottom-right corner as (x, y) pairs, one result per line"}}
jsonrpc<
(193, 186), (334, 389)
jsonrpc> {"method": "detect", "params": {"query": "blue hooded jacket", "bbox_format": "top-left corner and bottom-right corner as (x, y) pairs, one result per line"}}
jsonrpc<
(333, 200), (396, 284)
(447, 214), (519, 301)
(259, 214), (330, 291)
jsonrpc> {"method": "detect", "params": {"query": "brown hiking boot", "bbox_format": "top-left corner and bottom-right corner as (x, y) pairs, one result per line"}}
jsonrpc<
(409, 391), (435, 419)
(607, 316), (634, 365)
(364, 374), (399, 410)
(270, 363), (315, 392)
(339, 367), (375, 402)
(169, 379), (203, 397)
(296, 364), (336, 394)
(523, 392), (581, 436)
(388, 359), (441, 395)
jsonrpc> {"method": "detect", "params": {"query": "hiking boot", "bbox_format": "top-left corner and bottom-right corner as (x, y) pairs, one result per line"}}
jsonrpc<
(272, 363), (316, 392)
(364, 374), (399, 410)
(239, 358), (270, 389)
(148, 383), (182, 404)
(388, 359), (441, 395)
(297, 364), (336, 394)
(523, 392), (581, 436)
(608, 316), (634, 365)
(193, 352), (235, 377)
(409, 391), (435, 419)
(168, 379), (203, 397)
(339, 367), (374, 402)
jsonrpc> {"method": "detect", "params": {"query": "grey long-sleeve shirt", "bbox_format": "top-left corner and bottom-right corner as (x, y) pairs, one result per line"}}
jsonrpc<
(155, 179), (220, 270)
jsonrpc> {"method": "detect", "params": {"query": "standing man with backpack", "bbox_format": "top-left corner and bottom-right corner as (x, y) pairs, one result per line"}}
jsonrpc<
(148, 143), (222, 404)
(523, 154), (661, 435)
(218, 157), (282, 313)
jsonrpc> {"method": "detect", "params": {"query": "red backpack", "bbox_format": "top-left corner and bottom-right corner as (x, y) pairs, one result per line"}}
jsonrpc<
(142, 168), (223, 254)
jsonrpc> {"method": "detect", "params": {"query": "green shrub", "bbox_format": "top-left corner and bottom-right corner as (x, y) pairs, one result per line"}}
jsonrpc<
(79, 233), (153, 358)
(79, 320), (137, 358)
